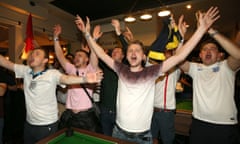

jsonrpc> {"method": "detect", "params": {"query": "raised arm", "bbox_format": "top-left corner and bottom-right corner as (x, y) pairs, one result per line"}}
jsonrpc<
(111, 19), (129, 54)
(60, 70), (103, 84)
(208, 28), (240, 71)
(0, 55), (14, 71)
(174, 15), (188, 53)
(162, 6), (220, 73)
(53, 24), (69, 70)
(75, 16), (115, 69)
(89, 25), (102, 70)
(123, 27), (134, 42)
(111, 19), (122, 36)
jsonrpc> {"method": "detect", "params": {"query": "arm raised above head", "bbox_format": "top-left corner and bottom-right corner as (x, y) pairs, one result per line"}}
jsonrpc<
(112, 19), (129, 55)
(75, 15), (115, 70)
(89, 25), (103, 70)
(162, 6), (220, 73)
(208, 28), (240, 71)
(53, 24), (70, 69)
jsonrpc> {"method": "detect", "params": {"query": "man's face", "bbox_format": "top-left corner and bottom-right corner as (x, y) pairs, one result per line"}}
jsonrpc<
(111, 47), (124, 62)
(199, 43), (221, 65)
(28, 49), (47, 68)
(127, 44), (145, 67)
(73, 51), (89, 67)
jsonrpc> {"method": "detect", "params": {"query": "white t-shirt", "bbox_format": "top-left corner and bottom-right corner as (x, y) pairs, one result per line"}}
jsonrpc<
(189, 60), (238, 124)
(14, 64), (62, 125)
(154, 68), (181, 110)
(113, 61), (163, 133)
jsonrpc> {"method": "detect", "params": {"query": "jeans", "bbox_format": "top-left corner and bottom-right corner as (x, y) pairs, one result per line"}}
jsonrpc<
(100, 106), (116, 136)
(112, 125), (153, 144)
(151, 110), (175, 144)
(24, 121), (58, 144)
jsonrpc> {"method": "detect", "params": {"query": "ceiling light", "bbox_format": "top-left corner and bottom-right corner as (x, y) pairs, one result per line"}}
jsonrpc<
(158, 10), (171, 17)
(140, 13), (152, 20)
(124, 16), (136, 23)
(186, 4), (192, 9)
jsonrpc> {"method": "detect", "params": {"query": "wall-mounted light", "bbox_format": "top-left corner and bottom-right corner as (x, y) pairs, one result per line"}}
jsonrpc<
(158, 9), (171, 17)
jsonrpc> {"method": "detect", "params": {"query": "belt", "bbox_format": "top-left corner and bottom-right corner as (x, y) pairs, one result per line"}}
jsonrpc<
(115, 124), (149, 138)
(154, 107), (175, 112)
(27, 120), (58, 127)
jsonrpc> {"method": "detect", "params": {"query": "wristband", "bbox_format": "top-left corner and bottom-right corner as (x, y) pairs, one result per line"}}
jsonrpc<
(209, 30), (219, 37)
(180, 39), (184, 43)
(53, 37), (59, 41)
(85, 32), (91, 39)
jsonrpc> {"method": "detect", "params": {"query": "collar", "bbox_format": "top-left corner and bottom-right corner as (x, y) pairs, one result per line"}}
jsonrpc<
(30, 68), (48, 79)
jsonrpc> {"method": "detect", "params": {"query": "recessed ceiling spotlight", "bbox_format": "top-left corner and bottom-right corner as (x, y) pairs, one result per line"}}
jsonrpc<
(186, 4), (192, 9)
(124, 16), (136, 22)
(140, 13), (152, 20)
(158, 10), (171, 17)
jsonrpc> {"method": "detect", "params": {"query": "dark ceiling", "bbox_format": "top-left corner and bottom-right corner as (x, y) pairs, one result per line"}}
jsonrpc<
(50, 0), (190, 21)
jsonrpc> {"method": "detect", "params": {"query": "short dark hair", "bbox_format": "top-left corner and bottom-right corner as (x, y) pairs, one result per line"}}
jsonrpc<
(75, 49), (90, 58)
(33, 47), (49, 59)
(200, 38), (222, 52)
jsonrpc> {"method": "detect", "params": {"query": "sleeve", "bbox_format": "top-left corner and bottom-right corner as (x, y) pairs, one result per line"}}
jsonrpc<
(51, 69), (63, 85)
(113, 61), (123, 74)
(118, 34), (129, 64)
(188, 62), (196, 78)
(118, 34), (128, 54)
(14, 64), (28, 79)
(155, 64), (164, 77)
(99, 60), (107, 70)
(87, 63), (97, 73)
(64, 62), (75, 74)
(176, 68), (182, 80)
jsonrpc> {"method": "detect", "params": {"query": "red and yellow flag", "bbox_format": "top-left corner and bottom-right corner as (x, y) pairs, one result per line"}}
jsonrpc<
(21, 13), (34, 59)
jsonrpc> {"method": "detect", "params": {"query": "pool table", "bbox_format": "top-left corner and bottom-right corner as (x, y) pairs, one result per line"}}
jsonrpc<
(36, 127), (136, 144)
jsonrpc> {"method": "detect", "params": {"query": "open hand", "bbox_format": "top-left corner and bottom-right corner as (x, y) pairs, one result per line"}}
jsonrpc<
(53, 24), (62, 37)
(86, 70), (103, 83)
